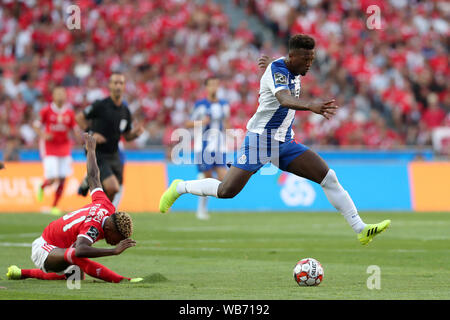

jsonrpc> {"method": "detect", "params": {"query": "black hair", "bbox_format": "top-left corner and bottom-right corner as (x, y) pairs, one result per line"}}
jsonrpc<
(288, 34), (315, 51)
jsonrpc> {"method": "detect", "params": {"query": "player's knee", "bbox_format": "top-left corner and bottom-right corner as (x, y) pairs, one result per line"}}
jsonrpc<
(104, 185), (120, 200)
(217, 184), (238, 199)
(320, 169), (338, 187)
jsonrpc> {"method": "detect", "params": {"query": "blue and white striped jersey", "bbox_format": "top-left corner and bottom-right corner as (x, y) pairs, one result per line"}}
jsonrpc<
(246, 57), (301, 142)
(191, 98), (230, 153)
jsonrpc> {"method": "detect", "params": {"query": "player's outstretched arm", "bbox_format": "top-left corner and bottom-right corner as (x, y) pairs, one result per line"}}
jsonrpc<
(84, 133), (102, 191)
(74, 236), (136, 258)
(275, 90), (338, 120)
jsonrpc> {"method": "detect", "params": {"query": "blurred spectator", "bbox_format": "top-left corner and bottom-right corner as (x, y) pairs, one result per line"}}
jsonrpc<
(3, 135), (21, 161)
(422, 93), (446, 129)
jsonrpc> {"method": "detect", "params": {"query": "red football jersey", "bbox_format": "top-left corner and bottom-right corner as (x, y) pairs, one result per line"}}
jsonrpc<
(40, 103), (76, 156)
(42, 188), (116, 248)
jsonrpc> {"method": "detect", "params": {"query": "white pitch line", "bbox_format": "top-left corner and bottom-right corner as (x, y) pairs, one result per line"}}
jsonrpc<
(166, 226), (239, 232)
(2, 243), (448, 255)
(0, 233), (40, 240)
(134, 246), (448, 253)
(0, 242), (31, 247)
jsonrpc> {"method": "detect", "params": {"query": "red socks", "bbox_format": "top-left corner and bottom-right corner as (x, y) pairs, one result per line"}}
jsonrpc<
(21, 248), (130, 283)
(53, 178), (65, 207)
(21, 269), (66, 280)
(64, 248), (129, 283)
(40, 179), (53, 189)
(40, 179), (65, 207)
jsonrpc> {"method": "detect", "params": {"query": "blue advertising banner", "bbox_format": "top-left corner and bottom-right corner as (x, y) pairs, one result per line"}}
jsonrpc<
(167, 162), (412, 211)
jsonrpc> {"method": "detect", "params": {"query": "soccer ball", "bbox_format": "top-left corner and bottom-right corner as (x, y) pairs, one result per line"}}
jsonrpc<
(293, 258), (324, 286)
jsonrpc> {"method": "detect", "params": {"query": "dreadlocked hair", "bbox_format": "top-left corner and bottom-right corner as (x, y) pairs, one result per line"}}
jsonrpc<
(111, 212), (133, 238)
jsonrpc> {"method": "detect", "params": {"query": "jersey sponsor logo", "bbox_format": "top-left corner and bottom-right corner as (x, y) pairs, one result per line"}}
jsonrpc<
(274, 72), (288, 85)
(86, 226), (99, 241)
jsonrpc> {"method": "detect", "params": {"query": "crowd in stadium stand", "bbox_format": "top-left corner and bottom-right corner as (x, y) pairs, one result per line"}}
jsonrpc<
(0, 0), (449, 159)
(236, 0), (449, 150)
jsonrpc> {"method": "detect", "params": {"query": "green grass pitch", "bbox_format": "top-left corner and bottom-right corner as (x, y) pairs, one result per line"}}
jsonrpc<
(0, 211), (449, 300)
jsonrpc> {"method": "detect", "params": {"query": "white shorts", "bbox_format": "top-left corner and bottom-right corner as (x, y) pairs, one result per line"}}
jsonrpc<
(31, 236), (77, 275)
(43, 156), (72, 179)
(31, 236), (58, 273)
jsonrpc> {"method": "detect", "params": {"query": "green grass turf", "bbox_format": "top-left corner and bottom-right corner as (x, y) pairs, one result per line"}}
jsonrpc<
(0, 211), (449, 300)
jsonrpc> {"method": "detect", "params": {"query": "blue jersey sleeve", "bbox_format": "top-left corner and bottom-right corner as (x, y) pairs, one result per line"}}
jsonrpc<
(269, 61), (290, 94)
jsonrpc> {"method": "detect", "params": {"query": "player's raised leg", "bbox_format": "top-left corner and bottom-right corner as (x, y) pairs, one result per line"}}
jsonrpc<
(159, 166), (253, 213)
(285, 149), (390, 245)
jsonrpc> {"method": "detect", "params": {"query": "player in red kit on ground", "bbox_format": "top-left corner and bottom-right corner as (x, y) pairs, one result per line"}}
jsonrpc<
(6, 133), (143, 283)
(34, 86), (79, 215)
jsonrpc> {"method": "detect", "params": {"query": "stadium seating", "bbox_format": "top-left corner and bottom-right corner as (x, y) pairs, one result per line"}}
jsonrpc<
(0, 0), (448, 156)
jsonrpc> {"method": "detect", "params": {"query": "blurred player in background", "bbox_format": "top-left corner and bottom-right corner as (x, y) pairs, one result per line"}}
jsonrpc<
(160, 34), (390, 246)
(185, 76), (230, 220)
(34, 86), (79, 216)
(6, 133), (142, 283)
(75, 72), (144, 206)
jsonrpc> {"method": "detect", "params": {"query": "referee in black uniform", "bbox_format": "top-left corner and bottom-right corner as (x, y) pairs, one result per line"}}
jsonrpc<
(75, 72), (143, 203)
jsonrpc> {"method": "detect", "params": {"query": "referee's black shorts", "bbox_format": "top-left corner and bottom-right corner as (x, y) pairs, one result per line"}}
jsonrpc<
(96, 151), (124, 185)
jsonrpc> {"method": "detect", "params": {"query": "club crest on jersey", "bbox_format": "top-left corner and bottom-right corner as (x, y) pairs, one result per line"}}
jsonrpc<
(274, 72), (287, 85)
(238, 154), (247, 164)
(86, 226), (99, 241)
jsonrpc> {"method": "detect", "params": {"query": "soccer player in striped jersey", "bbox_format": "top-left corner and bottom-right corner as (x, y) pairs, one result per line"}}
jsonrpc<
(6, 133), (142, 283)
(186, 76), (230, 220)
(160, 34), (390, 245)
